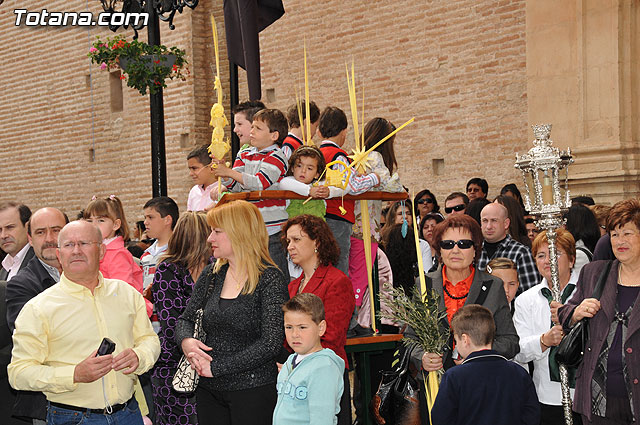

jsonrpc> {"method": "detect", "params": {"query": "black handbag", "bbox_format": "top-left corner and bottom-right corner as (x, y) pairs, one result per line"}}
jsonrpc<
(371, 345), (421, 425)
(556, 260), (612, 368)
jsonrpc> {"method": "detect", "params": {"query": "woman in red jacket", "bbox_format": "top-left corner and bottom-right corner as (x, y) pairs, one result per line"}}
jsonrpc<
(282, 214), (355, 425)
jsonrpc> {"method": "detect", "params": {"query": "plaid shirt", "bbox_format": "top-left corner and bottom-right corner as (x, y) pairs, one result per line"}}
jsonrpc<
(478, 234), (540, 293)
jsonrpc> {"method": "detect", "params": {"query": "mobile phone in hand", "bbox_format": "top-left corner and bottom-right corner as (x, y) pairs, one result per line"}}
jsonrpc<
(96, 338), (116, 356)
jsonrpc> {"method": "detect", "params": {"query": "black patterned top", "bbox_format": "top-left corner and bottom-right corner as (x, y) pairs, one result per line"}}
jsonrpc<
(152, 261), (196, 370)
(175, 263), (289, 391)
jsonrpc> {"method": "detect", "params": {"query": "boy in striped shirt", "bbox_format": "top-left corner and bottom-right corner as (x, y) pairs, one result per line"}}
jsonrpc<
(212, 109), (290, 279)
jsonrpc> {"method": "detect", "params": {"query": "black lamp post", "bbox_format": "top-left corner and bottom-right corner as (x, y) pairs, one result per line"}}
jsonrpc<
(99, 0), (198, 197)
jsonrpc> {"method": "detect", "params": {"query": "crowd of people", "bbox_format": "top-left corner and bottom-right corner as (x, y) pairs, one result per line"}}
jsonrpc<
(0, 98), (637, 425)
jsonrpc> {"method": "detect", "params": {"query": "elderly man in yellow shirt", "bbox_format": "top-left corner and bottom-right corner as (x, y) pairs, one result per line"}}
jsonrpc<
(8, 220), (160, 425)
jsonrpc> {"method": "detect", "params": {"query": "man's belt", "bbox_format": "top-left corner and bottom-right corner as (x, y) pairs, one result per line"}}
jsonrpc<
(49, 396), (134, 415)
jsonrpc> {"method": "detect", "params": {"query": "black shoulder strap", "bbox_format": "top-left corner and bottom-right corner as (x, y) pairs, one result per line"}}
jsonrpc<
(592, 260), (613, 300)
(425, 275), (434, 292)
(577, 246), (593, 262)
(472, 279), (494, 306)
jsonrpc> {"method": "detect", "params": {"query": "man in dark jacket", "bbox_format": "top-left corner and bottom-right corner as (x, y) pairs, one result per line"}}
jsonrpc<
(4, 207), (67, 424)
(0, 202), (33, 281)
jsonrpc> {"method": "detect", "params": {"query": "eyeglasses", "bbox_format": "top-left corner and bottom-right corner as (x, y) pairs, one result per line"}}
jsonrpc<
(416, 198), (434, 205)
(535, 251), (565, 261)
(439, 239), (474, 250)
(444, 204), (465, 214)
(59, 241), (101, 251)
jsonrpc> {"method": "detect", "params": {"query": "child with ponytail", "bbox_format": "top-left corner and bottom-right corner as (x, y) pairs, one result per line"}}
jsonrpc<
(84, 195), (151, 316)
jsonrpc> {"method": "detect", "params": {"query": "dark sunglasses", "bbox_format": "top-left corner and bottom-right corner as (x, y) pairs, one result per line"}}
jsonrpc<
(416, 198), (434, 205)
(439, 239), (474, 250)
(444, 204), (465, 214)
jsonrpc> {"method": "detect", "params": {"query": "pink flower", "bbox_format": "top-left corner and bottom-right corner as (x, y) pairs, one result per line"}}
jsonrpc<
(89, 47), (98, 53)
(100, 62), (107, 70)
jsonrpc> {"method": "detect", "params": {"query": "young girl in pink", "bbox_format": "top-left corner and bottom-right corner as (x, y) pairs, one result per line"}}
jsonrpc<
(84, 195), (151, 316)
(349, 118), (403, 314)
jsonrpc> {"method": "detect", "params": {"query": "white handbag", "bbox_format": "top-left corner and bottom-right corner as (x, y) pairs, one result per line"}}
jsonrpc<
(172, 306), (207, 393)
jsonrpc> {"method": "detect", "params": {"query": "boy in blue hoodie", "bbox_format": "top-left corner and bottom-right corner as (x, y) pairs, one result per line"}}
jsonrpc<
(273, 293), (344, 425)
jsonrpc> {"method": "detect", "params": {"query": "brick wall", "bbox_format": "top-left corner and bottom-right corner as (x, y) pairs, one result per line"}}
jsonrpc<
(0, 0), (528, 226)
(238, 0), (530, 203)
(0, 1), (216, 224)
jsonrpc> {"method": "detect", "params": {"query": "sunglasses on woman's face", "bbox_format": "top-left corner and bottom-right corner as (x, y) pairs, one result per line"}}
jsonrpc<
(439, 239), (474, 250)
(444, 204), (465, 214)
(416, 198), (434, 205)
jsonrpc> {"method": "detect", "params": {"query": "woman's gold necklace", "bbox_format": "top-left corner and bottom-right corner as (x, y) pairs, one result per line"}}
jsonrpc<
(228, 267), (245, 291)
(618, 263), (640, 287)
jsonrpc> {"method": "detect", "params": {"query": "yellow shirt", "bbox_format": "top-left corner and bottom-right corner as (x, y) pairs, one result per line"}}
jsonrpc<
(8, 272), (160, 409)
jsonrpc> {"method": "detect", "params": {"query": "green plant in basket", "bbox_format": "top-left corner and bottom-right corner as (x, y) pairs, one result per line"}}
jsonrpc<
(88, 34), (188, 95)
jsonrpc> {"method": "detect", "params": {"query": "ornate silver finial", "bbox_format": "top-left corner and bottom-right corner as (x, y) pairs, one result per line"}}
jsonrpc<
(514, 124), (573, 215)
(532, 124), (552, 140)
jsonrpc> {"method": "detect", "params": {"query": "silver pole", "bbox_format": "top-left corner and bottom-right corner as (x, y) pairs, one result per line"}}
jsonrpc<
(543, 226), (573, 425)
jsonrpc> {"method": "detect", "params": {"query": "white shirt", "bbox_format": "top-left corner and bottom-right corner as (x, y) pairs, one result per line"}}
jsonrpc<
(513, 271), (579, 405)
(574, 239), (591, 276)
(2, 243), (31, 280)
(419, 239), (433, 274)
(140, 241), (168, 289)
(187, 183), (216, 212)
(38, 259), (60, 282)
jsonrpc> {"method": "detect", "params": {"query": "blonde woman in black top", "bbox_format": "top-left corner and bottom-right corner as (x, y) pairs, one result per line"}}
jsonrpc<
(176, 200), (288, 425)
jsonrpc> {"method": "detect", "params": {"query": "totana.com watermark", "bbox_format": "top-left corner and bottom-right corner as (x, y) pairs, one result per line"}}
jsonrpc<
(14, 9), (149, 27)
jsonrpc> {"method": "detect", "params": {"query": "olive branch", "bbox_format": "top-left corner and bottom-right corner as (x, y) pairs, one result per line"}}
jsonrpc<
(378, 283), (449, 354)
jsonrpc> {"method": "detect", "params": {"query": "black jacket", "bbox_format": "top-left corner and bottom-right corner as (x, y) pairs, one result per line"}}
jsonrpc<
(431, 349), (540, 425)
(175, 263), (289, 391)
(4, 254), (57, 421)
(0, 246), (34, 281)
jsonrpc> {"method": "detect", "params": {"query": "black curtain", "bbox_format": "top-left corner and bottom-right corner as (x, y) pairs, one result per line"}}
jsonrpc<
(223, 0), (285, 100)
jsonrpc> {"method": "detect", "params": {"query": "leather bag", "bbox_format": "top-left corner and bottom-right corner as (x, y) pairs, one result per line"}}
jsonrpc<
(556, 260), (612, 368)
(172, 308), (206, 393)
(172, 276), (215, 394)
(371, 345), (421, 425)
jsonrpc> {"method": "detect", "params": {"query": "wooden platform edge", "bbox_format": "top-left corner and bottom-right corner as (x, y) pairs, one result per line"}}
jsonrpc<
(216, 190), (408, 206)
(346, 333), (404, 346)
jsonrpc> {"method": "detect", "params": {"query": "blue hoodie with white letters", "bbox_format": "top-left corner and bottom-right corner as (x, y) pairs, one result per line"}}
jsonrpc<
(273, 348), (345, 425)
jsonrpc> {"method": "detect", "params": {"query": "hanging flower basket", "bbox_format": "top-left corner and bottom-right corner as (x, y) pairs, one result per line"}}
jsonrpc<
(88, 35), (189, 95)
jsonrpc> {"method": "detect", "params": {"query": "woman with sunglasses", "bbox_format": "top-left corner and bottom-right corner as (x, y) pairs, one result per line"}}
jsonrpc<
(414, 189), (440, 223)
(411, 214), (519, 374)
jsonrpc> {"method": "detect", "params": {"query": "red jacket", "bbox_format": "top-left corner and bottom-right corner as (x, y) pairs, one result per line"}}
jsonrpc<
(288, 264), (355, 367)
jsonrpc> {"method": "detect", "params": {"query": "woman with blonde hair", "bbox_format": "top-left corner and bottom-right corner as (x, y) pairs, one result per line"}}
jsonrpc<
(151, 211), (211, 425)
(176, 201), (288, 425)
